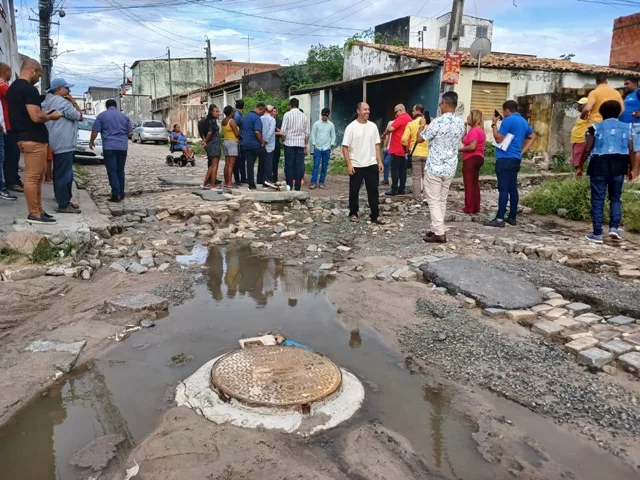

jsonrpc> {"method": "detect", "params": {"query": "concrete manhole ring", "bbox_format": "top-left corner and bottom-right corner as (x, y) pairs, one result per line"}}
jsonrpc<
(210, 346), (342, 408)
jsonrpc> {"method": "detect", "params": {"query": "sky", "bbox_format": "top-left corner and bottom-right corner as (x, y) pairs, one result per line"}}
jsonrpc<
(13, 0), (640, 95)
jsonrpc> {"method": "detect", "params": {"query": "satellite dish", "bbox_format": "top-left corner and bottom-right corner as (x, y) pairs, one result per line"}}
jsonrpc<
(470, 37), (492, 73)
(470, 37), (492, 60)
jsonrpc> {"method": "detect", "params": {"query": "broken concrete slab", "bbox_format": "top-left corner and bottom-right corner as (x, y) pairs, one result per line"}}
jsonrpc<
(532, 321), (564, 337)
(2, 264), (48, 281)
(193, 188), (308, 203)
(25, 339), (87, 373)
(105, 292), (169, 313)
(618, 352), (640, 375)
(3, 230), (50, 255)
(578, 348), (614, 369)
(420, 258), (543, 309)
(69, 434), (126, 471)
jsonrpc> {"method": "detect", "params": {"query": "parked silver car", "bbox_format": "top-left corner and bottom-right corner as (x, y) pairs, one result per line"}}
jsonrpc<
(132, 120), (169, 144)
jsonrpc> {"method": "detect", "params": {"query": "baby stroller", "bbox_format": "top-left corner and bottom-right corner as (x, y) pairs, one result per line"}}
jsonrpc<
(165, 143), (195, 167)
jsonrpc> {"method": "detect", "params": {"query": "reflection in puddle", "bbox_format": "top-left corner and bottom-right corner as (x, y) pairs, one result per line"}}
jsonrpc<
(349, 329), (362, 348)
(176, 244), (209, 265)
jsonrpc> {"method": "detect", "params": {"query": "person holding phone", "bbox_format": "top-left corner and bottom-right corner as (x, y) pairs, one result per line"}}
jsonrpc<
(7, 58), (63, 224)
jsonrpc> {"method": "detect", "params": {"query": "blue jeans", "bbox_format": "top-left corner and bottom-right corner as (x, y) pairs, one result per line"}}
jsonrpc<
(590, 175), (624, 236)
(383, 151), (392, 182)
(311, 149), (331, 185)
(496, 158), (521, 219)
(53, 151), (74, 208)
(284, 146), (305, 190)
(0, 132), (5, 191)
(104, 149), (127, 198)
(257, 147), (274, 185)
(3, 131), (21, 188)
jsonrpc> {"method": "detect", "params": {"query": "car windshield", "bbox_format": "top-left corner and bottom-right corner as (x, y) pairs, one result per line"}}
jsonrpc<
(143, 121), (164, 128)
(78, 118), (95, 131)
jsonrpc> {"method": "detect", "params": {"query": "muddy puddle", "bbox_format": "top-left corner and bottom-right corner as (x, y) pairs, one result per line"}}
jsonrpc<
(0, 245), (634, 479)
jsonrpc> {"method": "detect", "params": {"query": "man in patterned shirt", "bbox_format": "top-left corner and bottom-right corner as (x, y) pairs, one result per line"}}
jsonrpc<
(280, 97), (309, 191)
(417, 91), (465, 243)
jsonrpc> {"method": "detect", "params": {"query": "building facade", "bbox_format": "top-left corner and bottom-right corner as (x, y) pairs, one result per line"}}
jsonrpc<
(131, 58), (211, 100)
(374, 14), (493, 50)
(609, 13), (640, 71)
(0, 1), (22, 81)
(213, 60), (281, 85)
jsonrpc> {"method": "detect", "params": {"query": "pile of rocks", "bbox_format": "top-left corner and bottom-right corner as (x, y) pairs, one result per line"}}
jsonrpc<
(481, 288), (640, 377)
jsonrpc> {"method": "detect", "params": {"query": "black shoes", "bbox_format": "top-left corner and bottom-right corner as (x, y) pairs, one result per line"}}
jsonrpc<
(27, 214), (57, 225)
(107, 196), (121, 202)
(505, 217), (517, 226)
(0, 189), (17, 201)
(485, 218), (506, 228)
(385, 190), (398, 196)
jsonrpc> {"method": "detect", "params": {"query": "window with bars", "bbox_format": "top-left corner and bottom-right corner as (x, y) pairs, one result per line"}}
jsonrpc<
(439, 25), (447, 39)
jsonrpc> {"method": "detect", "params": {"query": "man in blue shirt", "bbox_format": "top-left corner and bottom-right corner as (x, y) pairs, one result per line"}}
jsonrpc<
(621, 77), (640, 181)
(90, 99), (133, 202)
(486, 100), (536, 227)
(233, 99), (246, 186)
(240, 102), (265, 190)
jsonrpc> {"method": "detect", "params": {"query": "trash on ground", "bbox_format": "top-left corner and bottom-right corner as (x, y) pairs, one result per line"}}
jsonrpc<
(124, 461), (139, 480)
(239, 333), (311, 350)
(108, 326), (141, 342)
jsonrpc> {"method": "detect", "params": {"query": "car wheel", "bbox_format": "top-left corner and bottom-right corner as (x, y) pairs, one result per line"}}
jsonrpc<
(132, 136), (138, 143)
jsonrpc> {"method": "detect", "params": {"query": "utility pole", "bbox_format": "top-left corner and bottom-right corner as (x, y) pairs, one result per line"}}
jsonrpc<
(242, 36), (254, 74)
(38, 0), (53, 94)
(167, 47), (173, 107)
(443, 0), (464, 93)
(205, 36), (212, 86)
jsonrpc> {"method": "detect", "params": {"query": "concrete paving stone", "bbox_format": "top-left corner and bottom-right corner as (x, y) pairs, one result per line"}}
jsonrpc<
(618, 352), (640, 374)
(482, 308), (507, 318)
(574, 313), (603, 327)
(543, 291), (563, 300)
(532, 321), (565, 337)
(565, 337), (600, 353)
(591, 323), (615, 333)
(624, 333), (640, 346)
(507, 310), (536, 322)
(554, 317), (580, 331)
(2, 265), (48, 281)
(544, 298), (570, 308)
(594, 330), (620, 342)
(392, 268), (418, 282)
(105, 292), (169, 312)
(538, 287), (555, 294)
(375, 266), (396, 281)
(565, 302), (591, 315)
(531, 304), (554, 314)
(455, 294), (476, 309)
(607, 315), (636, 326)
(420, 258), (543, 309)
(320, 263), (335, 271)
(578, 348), (614, 369)
(543, 308), (568, 320)
(600, 340), (634, 356)
(566, 332), (594, 341)
(127, 261), (148, 275)
(617, 324), (640, 334)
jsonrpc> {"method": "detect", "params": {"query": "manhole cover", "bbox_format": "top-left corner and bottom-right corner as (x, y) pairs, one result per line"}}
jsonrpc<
(210, 346), (342, 408)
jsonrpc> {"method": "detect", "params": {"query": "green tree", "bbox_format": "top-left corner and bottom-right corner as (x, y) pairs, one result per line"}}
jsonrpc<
(280, 63), (312, 93)
(242, 91), (289, 119)
(560, 53), (575, 61)
(306, 44), (344, 83)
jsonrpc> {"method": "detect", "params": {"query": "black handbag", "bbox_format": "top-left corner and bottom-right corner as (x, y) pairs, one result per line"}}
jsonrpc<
(406, 138), (419, 170)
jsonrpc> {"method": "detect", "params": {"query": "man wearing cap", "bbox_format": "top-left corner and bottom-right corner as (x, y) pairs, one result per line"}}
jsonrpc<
(571, 97), (590, 173)
(41, 78), (83, 213)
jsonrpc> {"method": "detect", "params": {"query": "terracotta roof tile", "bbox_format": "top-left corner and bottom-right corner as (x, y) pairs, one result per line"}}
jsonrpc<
(357, 43), (640, 78)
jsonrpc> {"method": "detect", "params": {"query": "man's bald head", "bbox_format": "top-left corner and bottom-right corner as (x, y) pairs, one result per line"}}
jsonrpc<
(19, 58), (43, 85)
(0, 62), (11, 82)
(394, 104), (406, 115)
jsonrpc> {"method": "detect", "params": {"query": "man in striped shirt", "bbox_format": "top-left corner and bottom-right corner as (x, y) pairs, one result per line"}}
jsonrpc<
(280, 97), (309, 191)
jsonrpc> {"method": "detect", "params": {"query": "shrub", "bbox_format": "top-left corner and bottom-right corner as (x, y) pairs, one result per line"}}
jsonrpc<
(522, 178), (640, 232)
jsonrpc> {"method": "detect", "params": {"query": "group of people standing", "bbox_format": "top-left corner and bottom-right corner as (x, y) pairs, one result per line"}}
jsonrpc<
(199, 97), (321, 193)
(570, 73), (640, 243)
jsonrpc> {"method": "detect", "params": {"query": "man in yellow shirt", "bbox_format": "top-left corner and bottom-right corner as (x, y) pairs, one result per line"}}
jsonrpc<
(581, 73), (624, 125)
(571, 97), (590, 172)
(402, 104), (429, 200)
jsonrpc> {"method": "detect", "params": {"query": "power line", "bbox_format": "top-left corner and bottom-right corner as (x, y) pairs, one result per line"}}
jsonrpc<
(416, 0), (430, 15)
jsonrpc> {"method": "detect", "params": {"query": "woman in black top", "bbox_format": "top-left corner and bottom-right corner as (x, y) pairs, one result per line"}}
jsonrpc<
(201, 104), (221, 189)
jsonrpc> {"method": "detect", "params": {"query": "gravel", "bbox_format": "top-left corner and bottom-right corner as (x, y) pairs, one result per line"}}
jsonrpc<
(399, 298), (640, 457)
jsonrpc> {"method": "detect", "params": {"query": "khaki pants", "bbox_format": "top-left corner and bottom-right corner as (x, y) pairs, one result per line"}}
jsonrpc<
(411, 156), (427, 200)
(423, 169), (453, 236)
(18, 141), (48, 216)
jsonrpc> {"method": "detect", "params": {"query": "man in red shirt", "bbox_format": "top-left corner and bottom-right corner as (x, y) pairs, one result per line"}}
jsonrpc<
(381, 104), (412, 195)
(0, 62), (23, 192)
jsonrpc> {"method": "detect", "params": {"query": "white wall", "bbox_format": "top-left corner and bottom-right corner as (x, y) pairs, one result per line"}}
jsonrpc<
(344, 45), (436, 81)
(408, 14), (493, 50)
(0, 1), (22, 79)
(455, 67), (625, 122)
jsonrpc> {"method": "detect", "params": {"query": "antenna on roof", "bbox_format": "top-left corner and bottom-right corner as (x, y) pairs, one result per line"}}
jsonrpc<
(470, 37), (492, 74)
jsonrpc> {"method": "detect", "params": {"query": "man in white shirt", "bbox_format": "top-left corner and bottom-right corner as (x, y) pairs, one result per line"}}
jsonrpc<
(258, 104), (276, 187)
(280, 97), (309, 191)
(342, 102), (384, 224)
(417, 91), (466, 243)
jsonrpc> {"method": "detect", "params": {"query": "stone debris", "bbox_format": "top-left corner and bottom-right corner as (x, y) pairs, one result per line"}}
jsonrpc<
(127, 261), (148, 275)
(607, 315), (636, 326)
(600, 340), (634, 356)
(553, 316), (580, 331)
(506, 310), (536, 322)
(320, 263), (335, 271)
(618, 352), (640, 375)
(69, 434), (126, 471)
(565, 302), (591, 315)
(2, 265), (48, 281)
(4, 231), (51, 255)
(482, 308), (506, 318)
(105, 292), (169, 312)
(544, 298), (570, 308)
(573, 313), (603, 326)
(532, 321), (564, 337)
(391, 267), (418, 282)
(578, 348), (614, 369)
(25, 339), (87, 373)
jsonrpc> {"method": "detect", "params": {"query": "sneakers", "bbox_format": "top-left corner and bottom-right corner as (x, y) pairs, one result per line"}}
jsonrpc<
(485, 218), (506, 228)
(27, 214), (57, 225)
(385, 190), (398, 196)
(505, 217), (517, 226)
(585, 233), (603, 244)
(0, 189), (17, 201)
(609, 228), (622, 240)
(55, 205), (82, 214)
(7, 184), (24, 193)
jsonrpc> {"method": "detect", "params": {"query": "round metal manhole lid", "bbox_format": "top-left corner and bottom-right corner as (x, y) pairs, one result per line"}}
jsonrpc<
(210, 346), (342, 407)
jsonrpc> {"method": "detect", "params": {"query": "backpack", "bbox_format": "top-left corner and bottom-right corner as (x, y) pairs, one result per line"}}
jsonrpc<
(197, 117), (209, 139)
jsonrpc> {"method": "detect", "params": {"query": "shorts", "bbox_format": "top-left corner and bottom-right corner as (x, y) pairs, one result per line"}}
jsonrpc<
(223, 140), (239, 157)
(175, 143), (187, 150)
(572, 142), (586, 166)
(632, 123), (640, 153)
